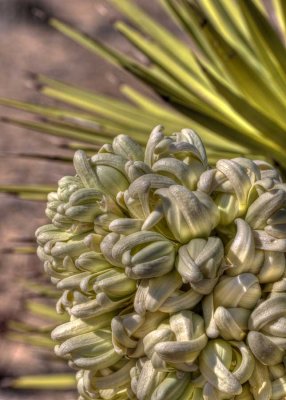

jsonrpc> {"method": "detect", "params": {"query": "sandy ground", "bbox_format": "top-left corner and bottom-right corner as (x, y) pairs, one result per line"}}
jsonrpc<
(0, 1), (183, 398)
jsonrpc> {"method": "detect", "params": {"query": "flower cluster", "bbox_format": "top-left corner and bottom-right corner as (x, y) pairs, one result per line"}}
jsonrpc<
(36, 126), (286, 399)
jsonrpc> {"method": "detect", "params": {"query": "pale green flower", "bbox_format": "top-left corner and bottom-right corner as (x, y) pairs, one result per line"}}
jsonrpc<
(36, 127), (286, 399)
(176, 237), (224, 294)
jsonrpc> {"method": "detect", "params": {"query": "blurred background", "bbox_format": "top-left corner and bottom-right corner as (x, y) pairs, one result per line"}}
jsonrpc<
(0, 1), (170, 398)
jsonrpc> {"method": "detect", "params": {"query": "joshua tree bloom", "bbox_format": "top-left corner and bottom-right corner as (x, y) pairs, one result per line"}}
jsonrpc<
(36, 126), (286, 399)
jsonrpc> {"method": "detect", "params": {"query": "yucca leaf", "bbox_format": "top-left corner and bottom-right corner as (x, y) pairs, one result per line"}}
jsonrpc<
(6, 374), (76, 390)
(50, 16), (244, 133)
(197, 0), (254, 64)
(273, 0), (286, 39)
(21, 281), (60, 298)
(0, 95), (148, 140)
(26, 300), (67, 322)
(1, 116), (109, 144)
(108, 0), (209, 86)
(7, 332), (55, 348)
(3, 245), (37, 254)
(0, 184), (55, 202)
(160, 0), (226, 79)
(18, 193), (50, 201)
(202, 67), (286, 166)
(37, 75), (159, 125)
(172, 103), (272, 158)
(252, 0), (267, 15)
(8, 320), (55, 335)
(183, 4), (286, 127)
(120, 84), (218, 142)
(36, 72), (258, 156)
(238, 0), (286, 100)
(115, 19), (282, 151)
(120, 84), (193, 123)
(114, 20), (235, 121)
(121, 84), (250, 154)
(219, 0), (250, 40)
(0, 184), (55, 193)
(49, 17), (132, 68)
(49, 18), (194, 105)
(0, 96), (96, 122)
(40, 87), (156, 137)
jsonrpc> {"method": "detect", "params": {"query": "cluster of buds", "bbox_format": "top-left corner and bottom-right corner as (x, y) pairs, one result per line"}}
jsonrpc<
(36, 126), (286, 399)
